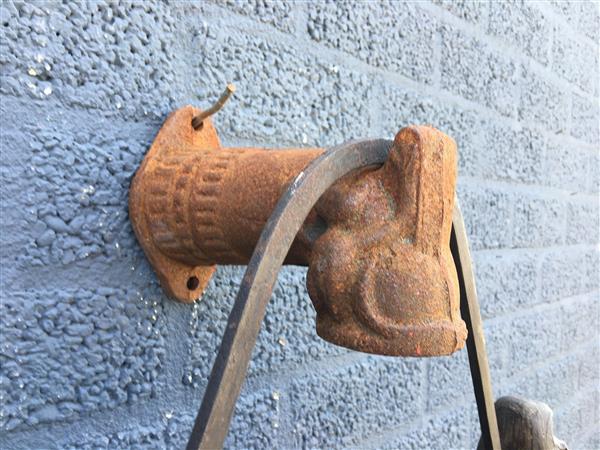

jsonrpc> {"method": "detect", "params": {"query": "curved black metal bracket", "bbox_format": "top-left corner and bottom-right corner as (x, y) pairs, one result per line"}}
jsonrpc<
(451, 204), (502, 450)
(186, 140), (501, 450)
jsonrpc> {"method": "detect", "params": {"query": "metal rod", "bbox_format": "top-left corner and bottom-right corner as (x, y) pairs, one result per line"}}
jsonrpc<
(450, 201), (502, 450)
(186, 149), (501, 449)
(185, 139), (391, 450)
(192, 83), (236, 130)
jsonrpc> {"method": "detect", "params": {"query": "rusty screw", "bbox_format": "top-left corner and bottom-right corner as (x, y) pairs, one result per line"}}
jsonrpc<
(191, 83), (236, 130)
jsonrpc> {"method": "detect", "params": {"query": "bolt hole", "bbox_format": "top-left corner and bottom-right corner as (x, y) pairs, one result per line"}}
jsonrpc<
(192, 119), (204, 131)
(187, 276), (200, 290)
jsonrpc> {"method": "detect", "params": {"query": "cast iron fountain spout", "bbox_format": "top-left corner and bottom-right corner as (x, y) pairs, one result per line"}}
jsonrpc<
(129, 104), (467, 357)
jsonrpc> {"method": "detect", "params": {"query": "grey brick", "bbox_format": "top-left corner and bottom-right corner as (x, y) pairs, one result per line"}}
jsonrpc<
(289, 357), (424, 448)
(182, 266), (239, 388)
(380, 84), (484, 176)
(555, 389), (600, 448)
(441, 26), (518, 117)
(225, 388), (281, 449)
(464, 402), (484, 449)
(588, 151), (600, 194)
(579, 341), (600, 390)
(577, 1), (600, 42)
(493, 373), (538, 412)
(541, 248), (599, 302)
(580, 430), (600, 450)
(473, 251), (539, 318)
(426, 349), (473, 412)
(547, 1), (579, 30)
(483, 308), (563, 380)
(560, 293), (600, 350)
(480, 123), (545, 184)
(65, 425), (166, 450)
(565, 199), (600, 245)
(458, 185), (513, 250)
(190, 25), (375, 146)
(0, 287), (166, 431)
(432, 0), (489, 25)
(0, 98), (156, 283)
(584, 248), (600, 292)
(488, 0), (553, 65)
(571, 93), (600, 146)
(307, 1), (437, 83)
(483, 317), (514, 381)
(253, 268), (350, 373)
(519, 64), (570, 134)
(184, 266), (347, 387)
(512, 195), (565, 248)
(60, 388), (280, 449)
(0, 0), (190, 120)
(159, 412), (194, 450)
(548, 0), (600, 42)
(380, 407), (472, 450)
(504, 305), (563, 377)
(212, 0), (296, 33)
(68, 426), (166, 450)
(552, 27), (599, 95)
(543, 198), (567, 245)
(544, 137), (591, 193)
(532, 354), (580, 409)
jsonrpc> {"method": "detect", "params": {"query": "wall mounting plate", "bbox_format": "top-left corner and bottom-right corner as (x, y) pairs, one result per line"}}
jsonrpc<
(129, 106), (219, 302)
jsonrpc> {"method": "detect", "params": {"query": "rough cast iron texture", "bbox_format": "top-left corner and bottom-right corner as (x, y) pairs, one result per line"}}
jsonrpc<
(129, 106), (467, 356)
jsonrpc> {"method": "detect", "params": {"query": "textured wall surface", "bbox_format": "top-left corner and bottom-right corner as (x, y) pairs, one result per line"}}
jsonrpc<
(1, 1), (598, 449)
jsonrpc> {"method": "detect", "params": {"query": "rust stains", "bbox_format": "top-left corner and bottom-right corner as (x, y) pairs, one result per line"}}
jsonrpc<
(129, 105), (466, 356)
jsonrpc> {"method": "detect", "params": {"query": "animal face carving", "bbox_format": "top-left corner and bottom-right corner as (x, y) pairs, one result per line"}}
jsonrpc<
(307, 126), (467, 356)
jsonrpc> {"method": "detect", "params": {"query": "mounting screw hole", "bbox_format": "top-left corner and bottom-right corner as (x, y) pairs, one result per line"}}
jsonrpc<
(191, 118), (204, 131)
(187, 276), (200, 290)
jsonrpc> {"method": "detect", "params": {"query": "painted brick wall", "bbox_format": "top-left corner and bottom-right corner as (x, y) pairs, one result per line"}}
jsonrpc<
(1, 1), (598, 449)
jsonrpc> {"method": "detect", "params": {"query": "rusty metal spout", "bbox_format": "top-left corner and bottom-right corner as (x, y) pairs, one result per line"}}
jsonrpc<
(129, 105), (467, 357)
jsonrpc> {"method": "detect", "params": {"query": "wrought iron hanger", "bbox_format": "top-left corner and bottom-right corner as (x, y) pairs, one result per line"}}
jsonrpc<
(183, 141), (501, 450)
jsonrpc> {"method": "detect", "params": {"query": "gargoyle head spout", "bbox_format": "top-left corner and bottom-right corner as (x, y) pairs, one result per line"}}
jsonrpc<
(306, 126), (467, 356)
